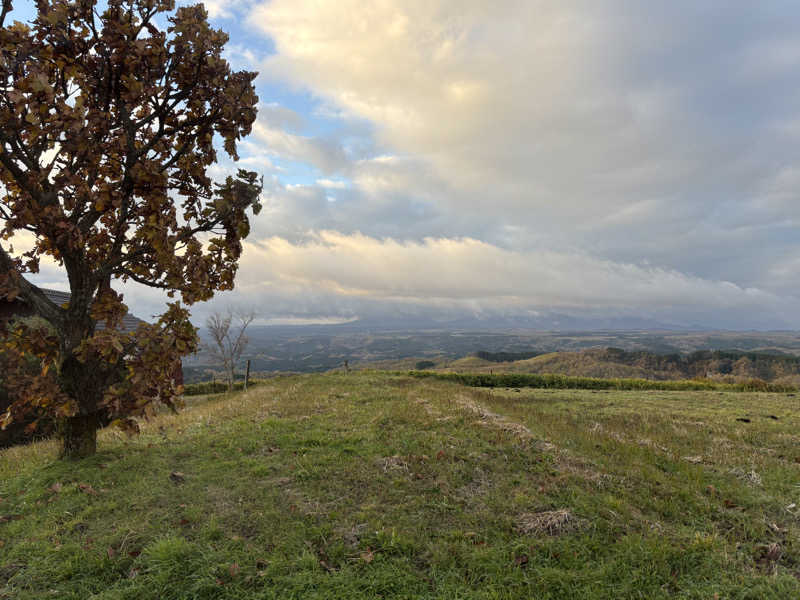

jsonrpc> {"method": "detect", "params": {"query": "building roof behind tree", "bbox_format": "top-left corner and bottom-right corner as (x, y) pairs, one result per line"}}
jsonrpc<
(1, 288), (146, 333)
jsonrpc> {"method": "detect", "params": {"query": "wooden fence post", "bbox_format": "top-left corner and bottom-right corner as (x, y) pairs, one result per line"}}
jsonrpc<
(244, 359), (251, 391)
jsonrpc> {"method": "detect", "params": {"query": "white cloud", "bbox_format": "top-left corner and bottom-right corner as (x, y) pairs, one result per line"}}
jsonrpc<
(316, 178), (349, 189)
(251, 119), (350, 174)
(255, 102), (307, 133)
(246, 0), (800, 298)
(219, 232), (794, 327)
(12, 1), (800, 330)
(194, 0), (249, 20)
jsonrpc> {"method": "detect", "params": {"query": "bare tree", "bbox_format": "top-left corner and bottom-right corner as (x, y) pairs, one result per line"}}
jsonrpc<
(205, 310), (256, 392)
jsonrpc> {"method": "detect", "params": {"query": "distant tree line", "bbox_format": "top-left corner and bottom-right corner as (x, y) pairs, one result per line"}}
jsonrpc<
(600, 348), (800, 380)
(473, 347), (800, 381)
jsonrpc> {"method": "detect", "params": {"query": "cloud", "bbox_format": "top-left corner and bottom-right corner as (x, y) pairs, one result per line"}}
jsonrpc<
(255, 102), (307, 133)
(11, 2), (800, 331)
(316, 178), (349, 189)
(194, 0), (251, 20)
(251, 119), (350, 174)
(247, 0), (800, 301)
(215, 232), (795, 328)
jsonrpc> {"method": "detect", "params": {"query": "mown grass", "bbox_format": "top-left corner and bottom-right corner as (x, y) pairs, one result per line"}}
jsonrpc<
(1, 372), (799, 599)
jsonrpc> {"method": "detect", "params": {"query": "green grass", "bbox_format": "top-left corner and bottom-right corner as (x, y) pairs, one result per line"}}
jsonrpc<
(1, 372), (799, 598)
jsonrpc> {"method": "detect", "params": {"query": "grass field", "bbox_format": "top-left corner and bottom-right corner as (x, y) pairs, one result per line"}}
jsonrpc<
(1, 372), (799, 598)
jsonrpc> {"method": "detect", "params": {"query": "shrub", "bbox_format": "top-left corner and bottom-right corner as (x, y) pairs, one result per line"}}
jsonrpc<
(183, 379), (265, 396)
(415, 360), (436, 370)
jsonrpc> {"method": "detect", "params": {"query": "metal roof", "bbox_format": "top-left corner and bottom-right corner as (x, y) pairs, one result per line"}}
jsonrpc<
(13, 288), (146, 333)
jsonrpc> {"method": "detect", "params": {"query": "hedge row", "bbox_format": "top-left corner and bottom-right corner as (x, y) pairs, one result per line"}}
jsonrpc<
(183, 379), (266, 396)
(406, 371), (797, 393)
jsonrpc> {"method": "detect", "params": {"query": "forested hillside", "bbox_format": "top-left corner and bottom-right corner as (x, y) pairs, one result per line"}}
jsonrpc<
(427, 348), (800, 384)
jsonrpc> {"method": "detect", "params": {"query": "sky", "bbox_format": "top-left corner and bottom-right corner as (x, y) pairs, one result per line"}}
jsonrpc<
(13, 0), (800, 329)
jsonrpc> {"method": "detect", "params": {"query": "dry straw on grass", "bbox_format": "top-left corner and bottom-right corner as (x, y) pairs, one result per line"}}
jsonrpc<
(515, 509), (586, 536)
(380, 455), (410, 473)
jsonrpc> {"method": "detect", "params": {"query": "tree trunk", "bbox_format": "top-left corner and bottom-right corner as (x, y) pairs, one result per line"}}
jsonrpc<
(228, 365), (235, 392)
(57, 342), (102, 459)
(59, 413), (99, 459)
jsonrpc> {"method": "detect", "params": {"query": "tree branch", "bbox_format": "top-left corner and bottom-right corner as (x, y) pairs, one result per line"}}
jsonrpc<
(0, 242), (64, 326)
(0, 0), (12, 29)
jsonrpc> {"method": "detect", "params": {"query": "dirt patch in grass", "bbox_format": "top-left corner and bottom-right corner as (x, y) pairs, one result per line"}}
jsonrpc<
(514, 509), (587, 536)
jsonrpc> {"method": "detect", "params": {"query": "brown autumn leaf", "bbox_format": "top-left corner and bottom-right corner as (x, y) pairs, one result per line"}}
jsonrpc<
(360, 549), (375, 564)
(78, 483), (99, 496)
(514, 554), (529, 567)
(229, 563), (239, 577)
(0, 0), (261, 460)
(169, 472), (186, 484)
(0, 515), (23, 523)
(49, 482), (62, 494)
(106, 547), (115, 558)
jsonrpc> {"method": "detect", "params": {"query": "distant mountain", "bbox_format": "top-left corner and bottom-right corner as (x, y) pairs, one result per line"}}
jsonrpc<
(314, 313), (692, 332)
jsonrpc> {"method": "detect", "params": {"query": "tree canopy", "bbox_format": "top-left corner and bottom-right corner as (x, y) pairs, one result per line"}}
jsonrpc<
(0, 0), (263, 457)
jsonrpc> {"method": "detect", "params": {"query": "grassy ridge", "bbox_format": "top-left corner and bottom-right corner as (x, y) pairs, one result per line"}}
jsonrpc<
(1, 372), (799, 598)
(406, 370), (797, 392)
